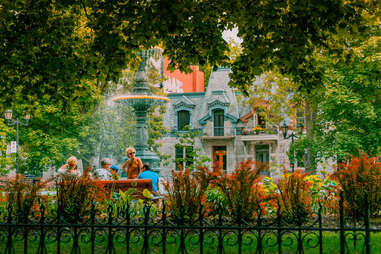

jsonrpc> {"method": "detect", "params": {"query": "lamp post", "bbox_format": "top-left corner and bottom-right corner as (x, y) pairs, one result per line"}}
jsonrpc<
(281, 121), (303, 172)
(4, 109), (30, 174)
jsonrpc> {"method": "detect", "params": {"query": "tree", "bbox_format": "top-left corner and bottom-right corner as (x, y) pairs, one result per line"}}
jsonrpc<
(17, 97), (103, 174)
(315, 32), (381, 161)
(2, 1), (375, 111)
(289, 24), (380, 166)
(18, 63), (170, 174)
(1, 1), (92, 113)
(86, 0), (376, 172)
(1, 0), (378, 174)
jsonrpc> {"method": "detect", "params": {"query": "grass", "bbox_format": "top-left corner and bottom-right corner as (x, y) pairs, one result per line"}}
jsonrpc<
(2, 230), (381, 253)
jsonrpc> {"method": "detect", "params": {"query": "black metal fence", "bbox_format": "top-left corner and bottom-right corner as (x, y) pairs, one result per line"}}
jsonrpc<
(1, 193), (380, 254)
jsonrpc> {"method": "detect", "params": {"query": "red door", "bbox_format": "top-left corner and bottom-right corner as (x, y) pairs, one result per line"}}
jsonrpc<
(213, 146), (227, 173)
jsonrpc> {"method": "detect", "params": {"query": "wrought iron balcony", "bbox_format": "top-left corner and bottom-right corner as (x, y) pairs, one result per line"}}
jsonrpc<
(240, 127), (278, 136)
(169, 127), (280, 139)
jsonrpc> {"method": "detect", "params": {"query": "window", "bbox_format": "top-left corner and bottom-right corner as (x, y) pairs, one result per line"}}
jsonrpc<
(177, 110), (190, 131)
(257, 112), (266, 129)
(213, 109), (224, 136)
(175, 145), (193, 170)
(296, 109), (304, 129)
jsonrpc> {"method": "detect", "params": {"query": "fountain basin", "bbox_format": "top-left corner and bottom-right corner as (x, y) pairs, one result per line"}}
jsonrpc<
(112, 95), (170, 107)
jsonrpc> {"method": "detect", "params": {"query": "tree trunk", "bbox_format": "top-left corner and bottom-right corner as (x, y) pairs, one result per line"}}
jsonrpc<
(304, 96), (317, 173)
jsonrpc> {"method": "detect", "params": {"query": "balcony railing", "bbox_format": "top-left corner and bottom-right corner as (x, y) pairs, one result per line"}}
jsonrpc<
(213, 127), (225, 136)
(201, 127), (239, 137)
(240, 127), (279, 136)
(170, 127), (279, 137)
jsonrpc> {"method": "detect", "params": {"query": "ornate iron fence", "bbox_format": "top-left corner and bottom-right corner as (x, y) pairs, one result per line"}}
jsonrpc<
(0, 192), (380, 254)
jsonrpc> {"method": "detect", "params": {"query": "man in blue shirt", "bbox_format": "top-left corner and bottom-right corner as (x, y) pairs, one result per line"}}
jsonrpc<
(138, 163), (159, 193)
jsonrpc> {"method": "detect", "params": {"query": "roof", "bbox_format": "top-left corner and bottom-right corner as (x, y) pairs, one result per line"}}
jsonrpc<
(198, 68), (240, 124)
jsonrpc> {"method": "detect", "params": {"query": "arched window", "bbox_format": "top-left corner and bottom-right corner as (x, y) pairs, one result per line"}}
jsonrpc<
(213, 109), (224, 136)
(177, 110), (190, 131)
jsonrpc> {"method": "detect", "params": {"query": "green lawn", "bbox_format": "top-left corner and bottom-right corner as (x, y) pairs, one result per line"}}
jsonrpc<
(2, 230), (381, 253)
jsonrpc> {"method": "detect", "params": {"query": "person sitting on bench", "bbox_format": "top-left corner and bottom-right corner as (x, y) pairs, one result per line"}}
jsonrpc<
(58, 156), (81, 178)
(95, 158), (113, 180)
(138, 163), (159, 193)
(110, 164), (120, 180)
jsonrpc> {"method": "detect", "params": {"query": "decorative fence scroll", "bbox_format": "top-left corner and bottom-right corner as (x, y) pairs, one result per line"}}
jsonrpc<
(0, 192), (380, 254)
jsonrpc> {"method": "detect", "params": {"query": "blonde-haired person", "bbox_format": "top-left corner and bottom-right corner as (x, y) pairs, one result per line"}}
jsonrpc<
(58, 156), (81, 177)
(122, 147), (143, 179)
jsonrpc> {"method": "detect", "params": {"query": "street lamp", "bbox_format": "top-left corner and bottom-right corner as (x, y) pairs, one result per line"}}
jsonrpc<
(4, 109), (30, 174)
(281, 121), (303, 172)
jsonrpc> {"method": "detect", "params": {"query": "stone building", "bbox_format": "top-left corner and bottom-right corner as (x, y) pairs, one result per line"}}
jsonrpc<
(158, 67), (295, 177)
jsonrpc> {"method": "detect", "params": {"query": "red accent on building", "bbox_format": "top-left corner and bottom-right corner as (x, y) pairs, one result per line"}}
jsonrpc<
(163, 58), (205, 93)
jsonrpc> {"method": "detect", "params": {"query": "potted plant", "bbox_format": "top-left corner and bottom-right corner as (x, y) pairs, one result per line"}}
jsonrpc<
(252, 126), (263, 134)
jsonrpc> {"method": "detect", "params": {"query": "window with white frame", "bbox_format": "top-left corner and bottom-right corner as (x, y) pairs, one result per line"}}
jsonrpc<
(175, 145), (193, 171)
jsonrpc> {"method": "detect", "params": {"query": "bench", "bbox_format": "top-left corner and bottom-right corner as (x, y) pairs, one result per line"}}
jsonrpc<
(93, 179), (153, 199)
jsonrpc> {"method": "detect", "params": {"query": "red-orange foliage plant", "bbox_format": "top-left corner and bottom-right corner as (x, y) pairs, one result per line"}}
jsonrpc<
(0, 175), (50, 222)
(57, 174), (101, 222)
(330, 153), (381, 217)
(276, 169), (312, 224)
(163, 167), (214, 223)
(212, 160), (269, 223)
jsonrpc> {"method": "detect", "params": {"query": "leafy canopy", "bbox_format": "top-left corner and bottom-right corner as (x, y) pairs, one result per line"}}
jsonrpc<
(1, 0), (376, 109)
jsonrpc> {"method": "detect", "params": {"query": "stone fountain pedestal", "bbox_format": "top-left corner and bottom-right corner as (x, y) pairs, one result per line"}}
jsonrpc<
(113, 49), (169, 173)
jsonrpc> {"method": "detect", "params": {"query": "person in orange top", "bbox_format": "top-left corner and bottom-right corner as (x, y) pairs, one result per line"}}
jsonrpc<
(122, 147), (143, 179)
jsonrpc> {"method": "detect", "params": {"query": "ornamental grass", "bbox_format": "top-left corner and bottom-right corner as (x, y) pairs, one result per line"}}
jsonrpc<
(330, 153), (381, 218)
(163, 166), (215, 224)
(211, 160), (270, 223)
(275, 169), (313, 225)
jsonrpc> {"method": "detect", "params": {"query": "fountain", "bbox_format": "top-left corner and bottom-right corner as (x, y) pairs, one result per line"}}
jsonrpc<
(112, 49), (169, 172)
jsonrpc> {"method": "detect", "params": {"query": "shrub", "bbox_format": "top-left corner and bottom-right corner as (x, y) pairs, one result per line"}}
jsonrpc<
(204, 186), (226, 216)
(212, 160), (269, 223)
(57, 174), (101, 222)
(330, 153), (381, 218)
(163, 167), (214, 223)
(275, 169), (312, 224)
(305, 175), (339, 215)
(0, 175), (49, 222)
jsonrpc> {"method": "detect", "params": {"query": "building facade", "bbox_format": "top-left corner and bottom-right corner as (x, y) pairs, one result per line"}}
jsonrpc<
(158, 67), (295, 177)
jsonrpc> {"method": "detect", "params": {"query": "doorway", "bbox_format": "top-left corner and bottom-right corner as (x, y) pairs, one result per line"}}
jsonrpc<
(255, 144), (269, 175)
(213, 146), (227, 173)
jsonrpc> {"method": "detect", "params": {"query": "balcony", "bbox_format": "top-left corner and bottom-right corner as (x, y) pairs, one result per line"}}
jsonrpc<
(239, 127), (279, 142)
(171, 127), (280, 142)
(240, 127), (278, 136)
(200, 127), (280, 143)
(201, 127), (238, 141)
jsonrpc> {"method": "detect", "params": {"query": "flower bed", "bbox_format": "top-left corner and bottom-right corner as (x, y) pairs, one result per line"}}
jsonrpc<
(0, 154), (379, 253)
